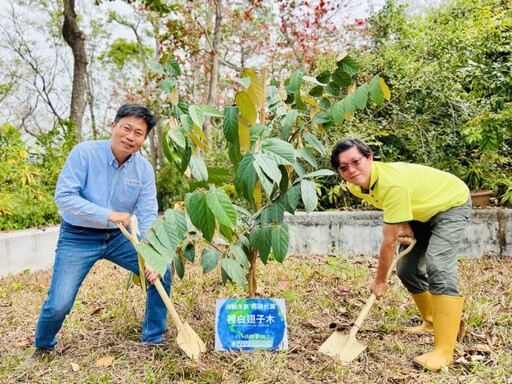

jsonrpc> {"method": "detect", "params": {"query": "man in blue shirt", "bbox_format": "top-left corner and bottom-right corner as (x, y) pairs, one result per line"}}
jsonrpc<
(26, 104), (171, 365)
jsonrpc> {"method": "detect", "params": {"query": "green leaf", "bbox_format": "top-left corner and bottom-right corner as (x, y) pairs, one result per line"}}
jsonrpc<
(354, 84), (369, 110)
(135, 243), (168, 277)
(185, 191), (216, 242)
(287, 69), (303, 93)
(325, 82), (340, 96)
(299, 169), (336, 179)
(300, 179), (318, 212)
(271, 223), (289, 263)
(319, 97), (331, 109)
(281, 109), (300, 139)
(159, 77), (176, 93)
(332, 69), (352, 88)
(370, 75), (384, 106)
(261, 138), (295, 165)
(316, 70), (331, 84)
(152, 220), (174, 250)
(250, 226), (272, 264)
(235, 153), (258, 201)
(329, 100), (346, 123)
(168, 127), (187, 150)
(279, 164), (289, 193)
(337, 55), (359, 75)
(297, 147), (318, 168)
(205, 167), (232, 184)
(164, 209), (187, 240)
(221, 258), (247, 286)
(223, 106), (239, 142)
(201, 248), (219, 273)
(253, 162), (274, 196)
(188, 105), (205, 128)
(205, 187), (238, 227)
(148, 61), (165, 74)
(304, 132), (327, 156)
(173, 253), (184, 279)
(189, 154), (208, 181)
(284, 184), (301, 213)
(230, 244), (250, 269)
(182, 242), (195, 263)
(165, 56), (181, 76)
(198, 104), (224, 117)
(254, 153), (282, 184)
(219, 223), (233, 242)
(146, 231), (172, 260)
(266, 199), (285, 222)
(309, 85), (324, 97)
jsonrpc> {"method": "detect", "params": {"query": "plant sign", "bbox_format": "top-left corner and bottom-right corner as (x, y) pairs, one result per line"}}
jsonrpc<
(215, 298), (288, 351)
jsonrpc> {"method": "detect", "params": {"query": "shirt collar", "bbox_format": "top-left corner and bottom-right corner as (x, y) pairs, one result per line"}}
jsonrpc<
(107, 139), (134, 169)
(361, 162), (378, 194)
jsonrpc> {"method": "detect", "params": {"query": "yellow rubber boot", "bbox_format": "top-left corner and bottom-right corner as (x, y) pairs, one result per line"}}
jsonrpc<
(413, 294), (464, 371)
(403, 292), (433, 333)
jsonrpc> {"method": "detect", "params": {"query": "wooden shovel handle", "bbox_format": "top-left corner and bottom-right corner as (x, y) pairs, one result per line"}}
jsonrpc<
(348, 238), (416, 338)
(117, 219), (187, 334)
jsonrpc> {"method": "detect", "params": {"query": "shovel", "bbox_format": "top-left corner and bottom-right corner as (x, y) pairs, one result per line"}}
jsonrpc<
(117, 219), (207, 360)
(319, 238), (416, 362)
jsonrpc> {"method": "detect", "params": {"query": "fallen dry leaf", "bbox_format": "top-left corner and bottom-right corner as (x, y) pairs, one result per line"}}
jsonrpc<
(70, 362), (80, 372)
(95, 355), (115, 367)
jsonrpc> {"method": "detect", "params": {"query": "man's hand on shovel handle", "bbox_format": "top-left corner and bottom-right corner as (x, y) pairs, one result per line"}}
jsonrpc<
(145, 267), (161, 284)
(108, 211), (132, 228)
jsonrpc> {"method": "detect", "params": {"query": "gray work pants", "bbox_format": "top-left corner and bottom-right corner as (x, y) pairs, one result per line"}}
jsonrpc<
(396, 197), (472, 296)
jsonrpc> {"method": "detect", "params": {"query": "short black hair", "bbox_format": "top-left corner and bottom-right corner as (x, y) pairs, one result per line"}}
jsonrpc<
(330, 138), (373, 170)
(114, 103), (157, 135)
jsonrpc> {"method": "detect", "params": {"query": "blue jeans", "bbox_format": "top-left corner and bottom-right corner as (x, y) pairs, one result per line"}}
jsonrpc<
(396, 197), (471, 296)
(34, 221), (171, 349)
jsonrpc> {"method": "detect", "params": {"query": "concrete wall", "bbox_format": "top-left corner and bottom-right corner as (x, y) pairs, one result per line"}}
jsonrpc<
(1, 209), (511, 278)
(287, 209), (512, 257)
(0, 226), (60, 278)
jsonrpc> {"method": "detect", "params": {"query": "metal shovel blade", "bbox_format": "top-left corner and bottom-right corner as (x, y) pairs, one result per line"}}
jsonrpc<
(318, 331), (367, 362)
(176, 322), (207, 360)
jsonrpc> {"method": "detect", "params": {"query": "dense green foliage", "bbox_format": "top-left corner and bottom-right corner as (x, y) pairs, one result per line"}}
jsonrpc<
(0, 122), (77, 230)
(346, 0), (511, 204)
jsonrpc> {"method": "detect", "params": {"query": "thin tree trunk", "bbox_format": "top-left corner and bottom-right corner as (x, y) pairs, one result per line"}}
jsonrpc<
(204, 0), (222, 143)
(62, 0), (87, 142)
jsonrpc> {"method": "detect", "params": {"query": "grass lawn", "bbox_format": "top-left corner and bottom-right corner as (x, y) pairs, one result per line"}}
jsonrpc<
(0, 251), (510, 383)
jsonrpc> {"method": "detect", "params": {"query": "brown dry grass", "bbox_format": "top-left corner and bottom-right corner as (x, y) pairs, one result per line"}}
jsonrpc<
(1, 252), (511, 384)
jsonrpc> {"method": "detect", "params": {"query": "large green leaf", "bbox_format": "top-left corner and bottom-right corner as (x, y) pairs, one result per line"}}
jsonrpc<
(146, 231), (173, 262)
(185, 191), (216, 242)
(284, 184), (301, 213)
(164, 209), (187, 240)
(316, 70), (331, 84)
(189, 154), (208, 181)
(261, 138), (295, 165)
(173, 253), (184, 279)
(168, 126), (187, 150)
(135, 243), (168, 277)
(165, 56), (181, 76)
(254, 153), (282, 184)
(253, 162), (274, 196)
(301, 179), (318, 212)
(205, 187), (238, 227)
(287, 69), (303, 93)
(148, 61), (165, 74)
(182, 242), (195, 263)
(303, 132), (327, 156)
(206, 167), (232, 184)
(329, 100), (346, 123)
(297, 147), (318, 168)
(370, 75), (384, 106)
(221, 258), (247, 286)
(199, 105), (224, 117)
(271, 223), (289, 263)
(219, 223), (233, 242)
(332, 69), (352, 88)
(337, 55), (359, 75)
(223, 105), (239, 142)
(281, 109), (299, 140)
(354, 83), (369, 110)
(159, 77), (176, 93)
(152, 220), (174, 251)
(249, 226), (272, 264)
(201, 248), (219, 273)
(235, 153), (258, 201)
(188, 105), (205, 128)
(230, 244), (250, 269)
(309, 85), (324, 97)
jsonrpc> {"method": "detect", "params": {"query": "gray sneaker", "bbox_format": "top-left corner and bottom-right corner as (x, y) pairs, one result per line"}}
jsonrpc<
(23, 347), (53, 368)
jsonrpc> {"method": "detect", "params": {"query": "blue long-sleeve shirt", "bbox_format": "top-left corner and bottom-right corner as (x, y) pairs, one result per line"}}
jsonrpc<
(55, 140), (158, 237)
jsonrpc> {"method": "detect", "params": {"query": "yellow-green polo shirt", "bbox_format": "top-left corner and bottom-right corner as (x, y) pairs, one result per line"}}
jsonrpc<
(347, 162), (469, 223)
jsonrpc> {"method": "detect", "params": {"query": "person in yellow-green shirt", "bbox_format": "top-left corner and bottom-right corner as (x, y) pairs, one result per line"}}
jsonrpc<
(330, 138), (471, 372)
